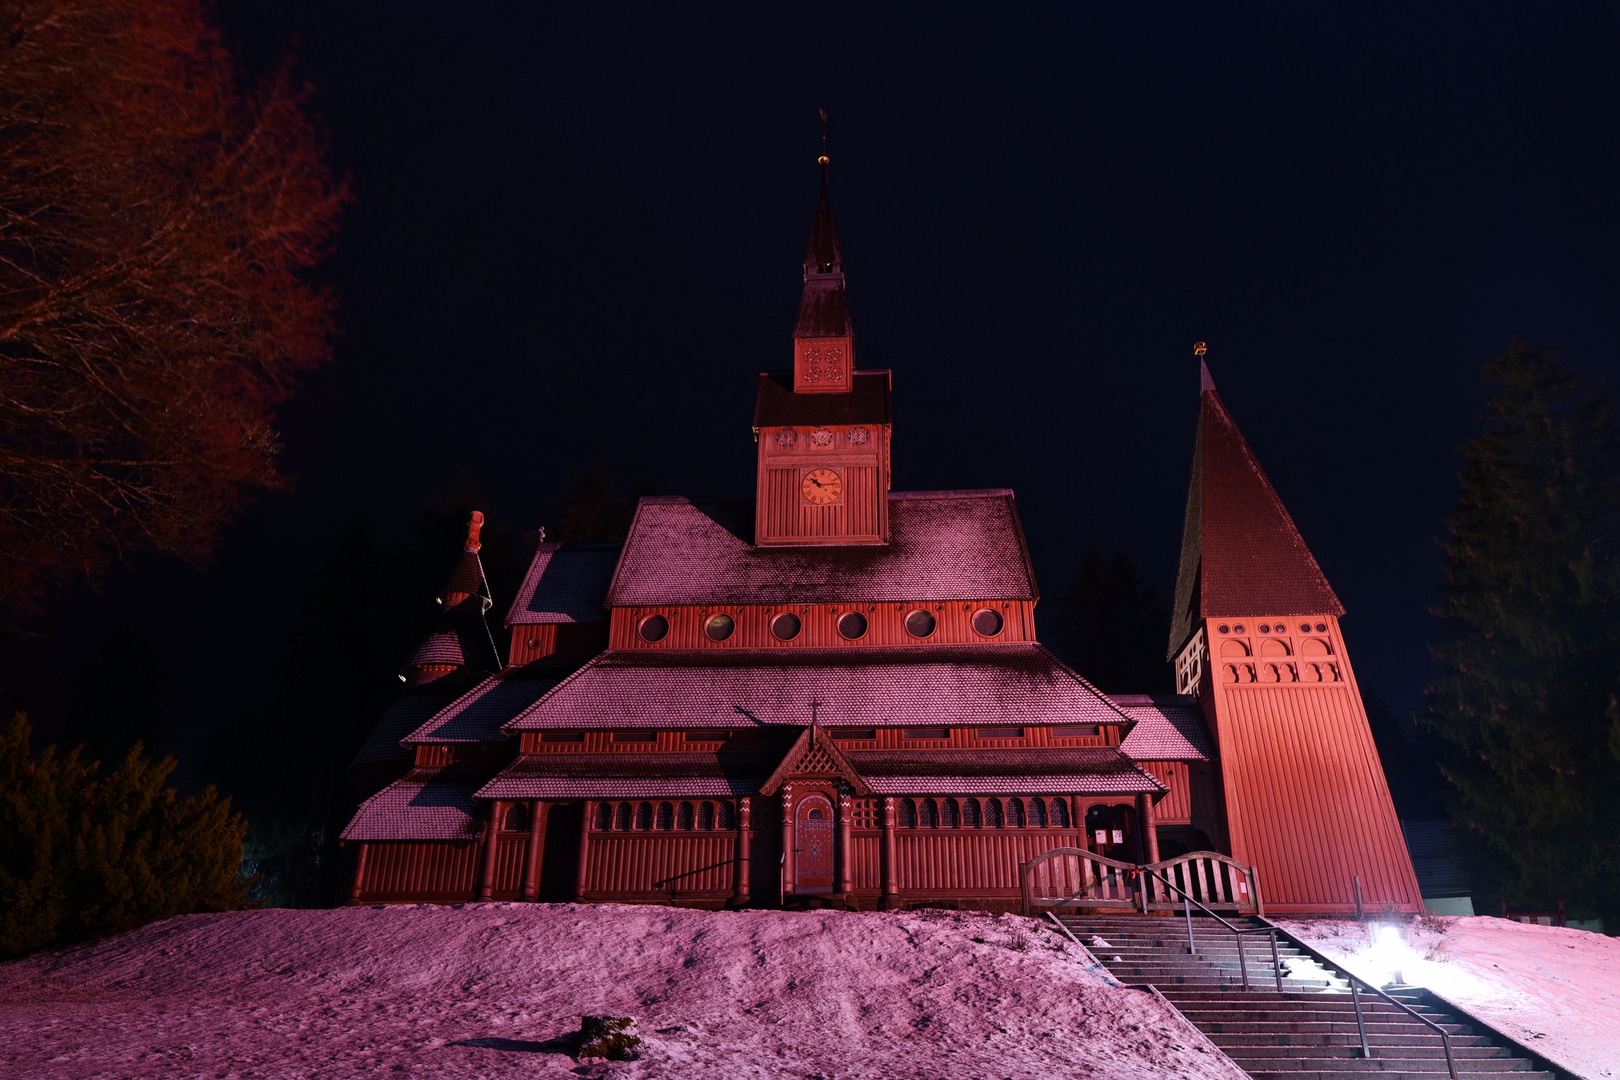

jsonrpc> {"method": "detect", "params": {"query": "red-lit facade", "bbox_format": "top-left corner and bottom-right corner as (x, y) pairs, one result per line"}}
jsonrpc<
(341, 162), (1420, 915)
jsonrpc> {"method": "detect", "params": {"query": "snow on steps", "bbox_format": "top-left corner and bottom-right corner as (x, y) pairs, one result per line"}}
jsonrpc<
(1059, 914), (1562, 1080)
(0, 903), (1250, 1080)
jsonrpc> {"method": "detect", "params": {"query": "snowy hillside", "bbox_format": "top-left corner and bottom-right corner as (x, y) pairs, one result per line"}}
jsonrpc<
(0, 904), (1246, 1080)
(1284, 916), (1620, 1080)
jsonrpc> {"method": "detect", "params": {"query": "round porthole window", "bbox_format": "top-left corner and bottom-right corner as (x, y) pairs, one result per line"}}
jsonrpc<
(1259, 623), (1271, 634)
(1314, 622), (1327, 633)
(837, 611), (868, 639)
(638, 614), (669, 642)
(705, 613), (735, 641)
(771, 612), (802, 640)
(905, 610), (937, 638)
(1217, 624), (1230, 634)
(971, 608), (1004, 636)
(1233, 623), (1246, 634)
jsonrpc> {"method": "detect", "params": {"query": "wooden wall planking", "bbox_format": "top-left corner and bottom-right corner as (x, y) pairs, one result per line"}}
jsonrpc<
(583, 834), (737, 895)
(893, 830), (1082, 893)
(608, 600), (1036, 651)
(357, 841), (478, 901)
(1216, 682), (1421, 912)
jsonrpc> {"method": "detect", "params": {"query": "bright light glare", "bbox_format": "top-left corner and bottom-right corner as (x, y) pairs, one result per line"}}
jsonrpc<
(1367, 923), (1419, 986)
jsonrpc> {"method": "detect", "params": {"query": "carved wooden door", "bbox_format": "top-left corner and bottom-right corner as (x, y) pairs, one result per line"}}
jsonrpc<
(795, 794), (835, 893)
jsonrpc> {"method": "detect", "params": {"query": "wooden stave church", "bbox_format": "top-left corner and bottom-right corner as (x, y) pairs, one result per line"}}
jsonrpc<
(340, 159), (1422, 916)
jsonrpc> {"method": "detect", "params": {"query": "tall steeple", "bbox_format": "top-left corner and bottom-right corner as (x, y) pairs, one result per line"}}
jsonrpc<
(1167, 346), (1421, 916)
(401, 511), (501, 686)
(1169, 351), (1343, 659)
(792, 114), (854, 393)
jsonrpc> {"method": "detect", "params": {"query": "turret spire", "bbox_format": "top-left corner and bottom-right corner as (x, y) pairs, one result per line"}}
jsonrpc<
(792, 111), (853, 391)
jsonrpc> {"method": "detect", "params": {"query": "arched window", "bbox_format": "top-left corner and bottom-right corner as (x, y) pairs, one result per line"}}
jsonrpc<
(941, 798), (960, 828)
(503, 803), (530, 832)
(634, 802), (653, 830)
(1006, 798), (1025, 827)
(614, 802), (633, 831)
(716, 801), (735, 829)
(919, 798), (938, 828)
(1049, 799), (1069, 828)
(899, 799), (917, 828)
(985, 798), (1004, 828)
(962, 798), (981, 827)
(1027, 798), (1046, 827)
(594, 803), (613, 831)
(697, 801), (715, 830)
(655, 802), (674, 830)
(676, 802), (694, 830)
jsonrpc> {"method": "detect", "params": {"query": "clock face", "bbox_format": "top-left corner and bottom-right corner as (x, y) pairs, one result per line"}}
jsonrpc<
(801, 468), (842, 505)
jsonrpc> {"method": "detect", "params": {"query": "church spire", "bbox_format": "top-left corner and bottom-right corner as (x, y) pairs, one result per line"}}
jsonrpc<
(1169, 346), (1343, 658)
(792, 111), (853, 391)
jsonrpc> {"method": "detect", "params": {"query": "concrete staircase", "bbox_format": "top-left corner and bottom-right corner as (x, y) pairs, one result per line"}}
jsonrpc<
(1055, 913), (1554, 1080)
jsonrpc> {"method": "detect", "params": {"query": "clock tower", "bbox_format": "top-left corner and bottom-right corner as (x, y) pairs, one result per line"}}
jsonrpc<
(752, 152), (892, 546)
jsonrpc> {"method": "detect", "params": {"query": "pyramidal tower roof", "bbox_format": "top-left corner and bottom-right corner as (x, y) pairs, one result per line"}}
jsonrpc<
(1169, 355), (1343, 657)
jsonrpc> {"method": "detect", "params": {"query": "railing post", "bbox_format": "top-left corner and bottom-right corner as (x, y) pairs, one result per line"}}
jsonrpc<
(1020, 860), (1031, 917)
(1350, 978), (1370, 1058)
(1184, 895), (1196, 954)
(1250, 864), (1265, 917)
(1354, 874), (1364, 920)
(1236, 931), (1249, 990)
(1269, 928), (1283, 992)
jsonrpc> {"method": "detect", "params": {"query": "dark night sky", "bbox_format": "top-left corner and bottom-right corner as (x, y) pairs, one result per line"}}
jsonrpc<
(10, 4), (1620, 753)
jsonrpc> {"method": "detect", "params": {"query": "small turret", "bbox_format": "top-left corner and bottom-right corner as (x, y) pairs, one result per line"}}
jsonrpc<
(401, 511), (501, 686)
(792, 113), (855, 393)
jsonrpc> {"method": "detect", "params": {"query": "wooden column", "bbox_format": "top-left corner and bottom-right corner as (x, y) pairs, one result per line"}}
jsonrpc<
(475, 801), (505, 901)
(836, 791), (853, 897)
(780, 787), (794, 900)
(1137, 792), (1160, 864)
(1069, 795), (1085, 844)
(520, 800), (549, 901)
(347, 842), (369, 903)
(734, 798), (752, 906)
(880, 796), (898, 909)
(573, 801), (592, 902)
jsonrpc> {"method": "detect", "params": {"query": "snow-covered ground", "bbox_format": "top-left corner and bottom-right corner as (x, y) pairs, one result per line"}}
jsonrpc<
(0, 904), (1246, 1080)
(1282, 915), (1620, 1080)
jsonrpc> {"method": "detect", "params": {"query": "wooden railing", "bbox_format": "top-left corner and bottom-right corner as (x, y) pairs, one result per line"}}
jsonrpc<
(1140, 851), (1263, 915)
(1019, 848), (1141, 915)
(1021, 849), (1263, 917)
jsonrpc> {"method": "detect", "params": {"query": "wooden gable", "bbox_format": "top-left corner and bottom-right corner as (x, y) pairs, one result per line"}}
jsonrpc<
(758, 724), (871, 796)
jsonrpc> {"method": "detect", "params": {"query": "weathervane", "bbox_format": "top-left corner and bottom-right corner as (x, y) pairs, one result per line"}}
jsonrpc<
(817, 108), (829, 165)
(1194, 341), (1208, 357)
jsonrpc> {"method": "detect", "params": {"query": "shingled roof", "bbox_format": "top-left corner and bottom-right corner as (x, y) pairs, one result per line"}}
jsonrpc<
(349, 682), (478, 772)
(608, 490), (1037, 607)
(402, 669), (568, 746)
(403, 597), (501, 675)
(503, 645), (1133, 732)
(340, 767), (486, 842)
(844, 747), (1163, 795)
(477, 750), (784, 800)
(505, 541), (620, 626)
(752, 369), (891, 428)
(1113, 694), (1216, 762)
(1169, 360), (1343, 657)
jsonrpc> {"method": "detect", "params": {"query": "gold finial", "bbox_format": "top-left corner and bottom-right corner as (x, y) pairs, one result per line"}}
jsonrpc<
(1193, 341), (1208, 356)
(817, 108), (829, 165)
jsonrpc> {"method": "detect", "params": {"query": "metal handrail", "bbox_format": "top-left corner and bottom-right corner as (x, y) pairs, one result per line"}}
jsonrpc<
(1261, 918), (1457, 1080)
(1142, 869), (1283, 992)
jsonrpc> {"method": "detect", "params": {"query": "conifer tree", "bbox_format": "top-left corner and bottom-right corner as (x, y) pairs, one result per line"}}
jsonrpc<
(1048, 545), (1174, 694)
(0, 713), (249, 959)
(1427, 343), (1620, 919)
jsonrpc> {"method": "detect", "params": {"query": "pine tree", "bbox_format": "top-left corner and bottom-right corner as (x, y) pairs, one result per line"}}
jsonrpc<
(0, 712), (249, 959)
(1427, 343), (1620, 920)
(1047, 545), (1174, 694)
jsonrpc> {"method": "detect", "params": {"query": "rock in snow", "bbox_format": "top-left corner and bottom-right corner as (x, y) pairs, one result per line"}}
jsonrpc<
(1283, 915), (1620, 1080)
(0, 904), (1247, 1080)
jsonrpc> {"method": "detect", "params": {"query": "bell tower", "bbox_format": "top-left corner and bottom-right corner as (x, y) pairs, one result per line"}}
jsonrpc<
(752, 134), (892, 547)
(1170, 348), (1421, 914)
